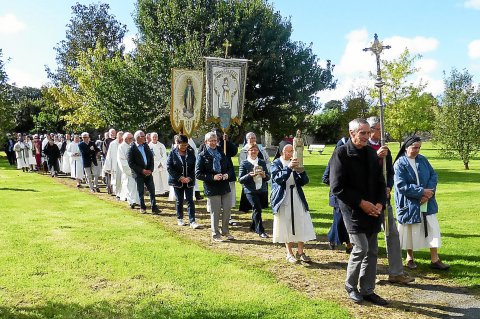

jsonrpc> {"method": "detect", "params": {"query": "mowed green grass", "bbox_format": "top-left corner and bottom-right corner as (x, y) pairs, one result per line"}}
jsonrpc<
(297, 142), (480, 289)
(0, 154), (349, 319)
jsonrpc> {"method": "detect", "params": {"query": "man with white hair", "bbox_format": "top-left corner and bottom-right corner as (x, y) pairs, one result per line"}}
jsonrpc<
(148, 132), (169, 196)
(127, 130), (160, 214)
(330, 118), (388, 306)
(78, 132), (101, 193)
(117, 132), (140, 207)
(103, 131), (123, 198)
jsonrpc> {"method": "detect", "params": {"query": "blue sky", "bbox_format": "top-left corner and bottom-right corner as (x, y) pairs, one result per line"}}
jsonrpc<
(1, 0), (480, 103)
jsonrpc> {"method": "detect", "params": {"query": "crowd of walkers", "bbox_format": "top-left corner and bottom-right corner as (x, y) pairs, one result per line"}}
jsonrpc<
(3, 117), (450, 306)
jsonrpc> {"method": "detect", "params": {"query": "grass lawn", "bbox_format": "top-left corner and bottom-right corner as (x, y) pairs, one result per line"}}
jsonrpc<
(298, 142), (480, 290)
(1, 140), (478, 319)
(0, 154), (349, 319)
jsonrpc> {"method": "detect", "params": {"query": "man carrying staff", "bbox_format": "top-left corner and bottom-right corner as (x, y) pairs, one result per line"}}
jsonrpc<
(330, 118), (388, 306)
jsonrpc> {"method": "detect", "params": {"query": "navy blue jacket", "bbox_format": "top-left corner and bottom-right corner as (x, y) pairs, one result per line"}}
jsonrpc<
(167, 147), (196, 188)
(78, 140), (99, 168)
(195, 147), (233, 196)
(270, 158), (309, 214)
(128, 143), (155, 179)
(238, 159), (270, 193)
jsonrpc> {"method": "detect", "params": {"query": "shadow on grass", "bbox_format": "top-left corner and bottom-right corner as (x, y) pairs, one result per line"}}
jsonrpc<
(0, 301), (266, 319)
(0, 187), (39, 192)
(390, 300), (480, 319)
(435, 168), (480, 184)
(442, 232), (480, 239)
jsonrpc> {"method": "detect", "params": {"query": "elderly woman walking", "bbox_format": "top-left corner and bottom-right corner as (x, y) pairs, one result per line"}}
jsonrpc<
(393, 135), (449, 270)
(196, 131), (235, 242)
(271, 141), (315, 263)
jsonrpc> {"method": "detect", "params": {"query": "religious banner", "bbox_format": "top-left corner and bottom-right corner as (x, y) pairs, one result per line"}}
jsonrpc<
(170, 69), (204, 137)
(205, 57), (248, 131)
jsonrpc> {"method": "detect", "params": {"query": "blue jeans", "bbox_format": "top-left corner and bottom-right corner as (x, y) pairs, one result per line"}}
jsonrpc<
(174, 185), (196, 223)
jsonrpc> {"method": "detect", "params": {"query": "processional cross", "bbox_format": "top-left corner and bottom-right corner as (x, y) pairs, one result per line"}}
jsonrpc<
(363, 33), (391, 146)
(223, 39), (232, 59)
(363, 33), (391, 235)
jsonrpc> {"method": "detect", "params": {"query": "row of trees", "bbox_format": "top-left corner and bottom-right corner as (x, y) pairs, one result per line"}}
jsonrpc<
(1, 1), (480, 168)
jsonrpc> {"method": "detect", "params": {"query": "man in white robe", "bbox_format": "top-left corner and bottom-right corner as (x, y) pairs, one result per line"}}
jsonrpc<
(117, 132), (140, 207)
(13, 136), (30, 171)
(103, 131), (123, 198)
(67, 134), (84, 187)
(148, 132), (169, 195)
(61, 134), (72, 174)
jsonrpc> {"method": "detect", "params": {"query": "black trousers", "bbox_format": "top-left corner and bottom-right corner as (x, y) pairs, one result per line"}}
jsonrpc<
(135, 174), (157, 210)
(245, 191), (266, 234)
(6, 151), (15, 165)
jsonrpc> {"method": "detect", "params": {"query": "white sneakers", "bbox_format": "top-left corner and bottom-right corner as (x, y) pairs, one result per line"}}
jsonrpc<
(177, 219), (184, 226)
(190, 221), (200, 229)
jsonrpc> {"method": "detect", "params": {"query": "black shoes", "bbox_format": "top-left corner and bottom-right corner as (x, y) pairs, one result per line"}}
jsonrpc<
(152, 207), (161, 215)
(363, 293), (388, 306)
(430, 259), (450, 270)
(130, 203), (136, 209)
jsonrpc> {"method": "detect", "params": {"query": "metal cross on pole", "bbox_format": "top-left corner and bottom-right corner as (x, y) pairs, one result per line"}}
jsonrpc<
(222, 39), (232, 59)
(363, 33), (391, 147)
(363, 33), (391, 235)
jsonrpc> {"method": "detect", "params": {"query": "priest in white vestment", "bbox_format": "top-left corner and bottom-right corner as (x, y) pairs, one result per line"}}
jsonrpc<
(62, 134), (72, 174)
(117, 132), (140, 207)
(67, 134), (84, 187)
(103, 131), (123, 197)
(148, 132), (169, 195)
(13, 137), (31, 171)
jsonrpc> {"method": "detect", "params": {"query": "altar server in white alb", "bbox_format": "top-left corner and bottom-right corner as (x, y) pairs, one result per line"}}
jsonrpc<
(67, 134), (84, 187)
(14, 135), (31, 171)
(117, 132), (140, 208)
(61, 133), (72, 174)
(149, 132), (169, 196)
(103, 131), (123, 197)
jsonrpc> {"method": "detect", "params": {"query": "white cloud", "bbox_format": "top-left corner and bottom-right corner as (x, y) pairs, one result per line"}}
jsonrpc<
(465, 0), (480, 9)
(381, 36), (439, 59)
(319, 28), (441, 104)
(415, 58), (438, 74)
(122, 34), (136, 53)
(468, 40), (480, 59)
(7, 67), (46, 88)
(0, 13), (26, 35)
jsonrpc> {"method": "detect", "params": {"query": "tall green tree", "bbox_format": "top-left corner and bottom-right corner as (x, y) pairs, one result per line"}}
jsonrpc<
(340, 87), (373, 134)
(135, 0), (335, 139)
(372, 49), (435, 142)
(433, 68), (480, 169)
(47, 2), (127, 86)
(51, 44), (156, 132)
(10, 86), (42, 133)
(0, 49), (14, 137)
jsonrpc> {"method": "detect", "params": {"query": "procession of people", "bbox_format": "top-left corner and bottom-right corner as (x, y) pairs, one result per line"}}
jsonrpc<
(3, 119), (449, 307)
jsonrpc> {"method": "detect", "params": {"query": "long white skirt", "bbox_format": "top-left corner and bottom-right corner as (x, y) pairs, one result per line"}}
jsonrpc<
(399, 214), (442, 250)
(152, 168), (169, 195)
(70, 158), (84, 179)
(272, 190), (316, 244)
(62, 153), (71, 173)
(119, 173), (140, 205)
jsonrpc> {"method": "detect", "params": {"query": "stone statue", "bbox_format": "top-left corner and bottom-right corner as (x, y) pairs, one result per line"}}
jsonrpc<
(292, 129), (304, 172)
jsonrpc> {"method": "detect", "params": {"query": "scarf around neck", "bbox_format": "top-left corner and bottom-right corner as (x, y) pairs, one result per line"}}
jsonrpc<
(207, 147), (222, 172)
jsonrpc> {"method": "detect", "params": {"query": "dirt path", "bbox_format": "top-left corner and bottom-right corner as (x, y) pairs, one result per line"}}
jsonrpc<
(56, 176), (480, 319)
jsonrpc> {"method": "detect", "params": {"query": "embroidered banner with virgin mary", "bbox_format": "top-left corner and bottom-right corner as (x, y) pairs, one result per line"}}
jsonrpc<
(205, 57), (248, 131)
(170, 69), (204, 137)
